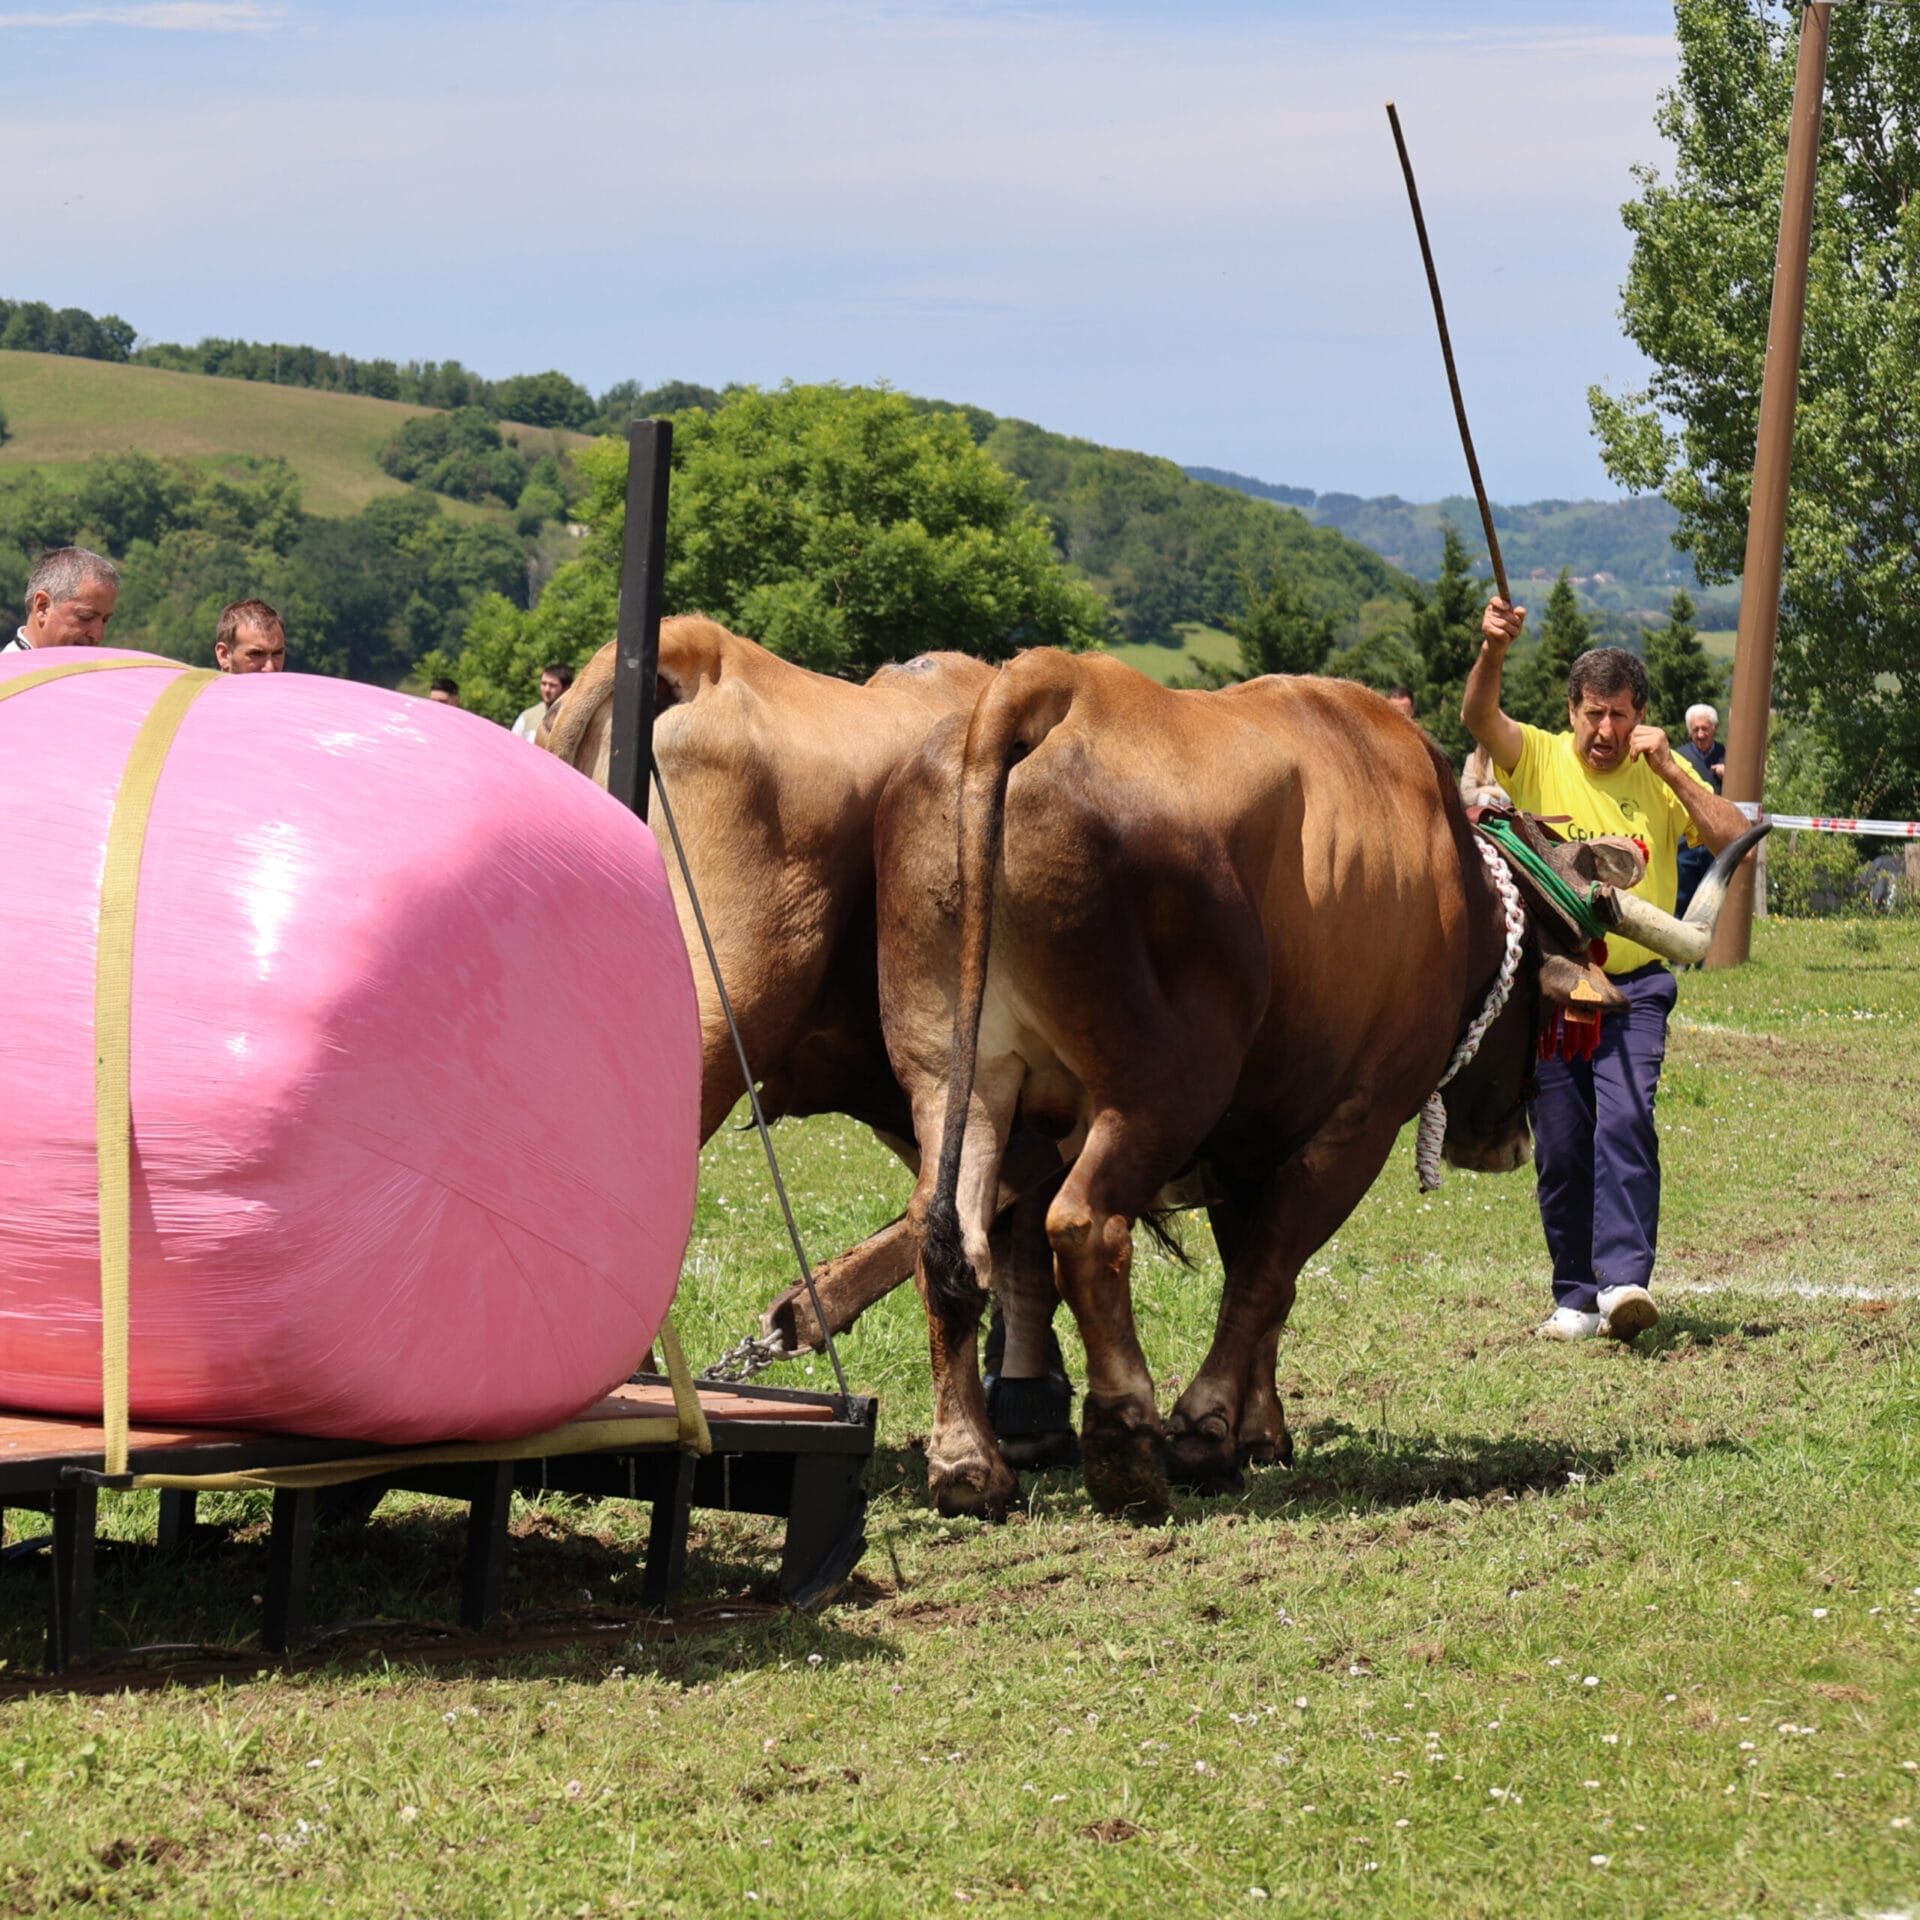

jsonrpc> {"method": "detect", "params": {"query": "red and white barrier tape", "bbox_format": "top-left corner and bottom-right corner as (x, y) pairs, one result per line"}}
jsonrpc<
(1733, 801), (1919, 837)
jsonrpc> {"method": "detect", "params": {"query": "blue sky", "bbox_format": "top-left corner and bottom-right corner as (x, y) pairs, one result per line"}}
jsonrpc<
(1, 1), (1690, 500)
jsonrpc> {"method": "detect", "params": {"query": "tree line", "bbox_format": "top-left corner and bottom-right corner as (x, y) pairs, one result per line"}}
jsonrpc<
(0, 292), (721, 436)
(0, 452), (526, 682)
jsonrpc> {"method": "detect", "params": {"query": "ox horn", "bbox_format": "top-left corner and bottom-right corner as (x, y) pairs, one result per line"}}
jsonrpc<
(1594, 820), (1773, 965)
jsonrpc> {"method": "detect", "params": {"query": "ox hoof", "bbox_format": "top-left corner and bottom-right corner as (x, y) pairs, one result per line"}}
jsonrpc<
(1167, 1430), (1243, 1495)
(1081, 1396), (1170, 1524)
(929, 1456), (1018, 1524)
(1166, 1406), (1241, 1493)
(1238, 1426), (1295, 1471)
(987, 1369), (1080, 1472)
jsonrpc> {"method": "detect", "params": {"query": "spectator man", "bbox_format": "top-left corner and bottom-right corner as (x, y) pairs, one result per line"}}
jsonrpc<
(4, 547), (119, 652)
(1463, 598), (1749, 1343)
(1386, 684), (1418, 721)
(512, 661), (574, 741)
(428, 677), (461, 706)
(213, 599), (288, 674)
(1673, 703), (1725, 916)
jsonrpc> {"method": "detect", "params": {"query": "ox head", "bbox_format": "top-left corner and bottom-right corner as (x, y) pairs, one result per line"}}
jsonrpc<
(1436, 821), (1771, 1173)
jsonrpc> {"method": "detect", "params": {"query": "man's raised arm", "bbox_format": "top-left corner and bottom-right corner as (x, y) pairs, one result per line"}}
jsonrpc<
(1461, 598), (1527, 773)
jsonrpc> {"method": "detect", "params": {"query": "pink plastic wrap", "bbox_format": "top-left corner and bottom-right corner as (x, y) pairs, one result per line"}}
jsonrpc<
(0, 650), (700, 1443)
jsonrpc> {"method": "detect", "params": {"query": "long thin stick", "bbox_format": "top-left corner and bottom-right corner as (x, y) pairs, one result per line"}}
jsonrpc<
(1386, 100), (1511, 606)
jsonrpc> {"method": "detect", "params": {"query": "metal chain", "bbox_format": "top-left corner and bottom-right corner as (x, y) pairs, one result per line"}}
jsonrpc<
(700, 1330), (793, 1385)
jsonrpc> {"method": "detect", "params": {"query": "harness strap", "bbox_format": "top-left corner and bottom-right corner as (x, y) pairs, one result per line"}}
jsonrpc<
(1416, 836), (1526, 1192)
(1474, 814), (1611, 942)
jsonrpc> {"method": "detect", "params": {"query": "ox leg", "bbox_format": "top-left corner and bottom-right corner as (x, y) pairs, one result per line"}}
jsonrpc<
(915, 1065), (1024, 1522)
(1201, 1200), (1291, 1476)
(1237, 1323), (1292, 1469)
(986, 1171), (1078, 1471)
(1169, 1107), (1402, 1488)
(1046, 1125), (1171, 1523)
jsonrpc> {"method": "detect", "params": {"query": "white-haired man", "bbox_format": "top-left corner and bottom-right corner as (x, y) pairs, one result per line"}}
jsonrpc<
(5, 547), (119, 653)
(1674, 703), (1725, 916)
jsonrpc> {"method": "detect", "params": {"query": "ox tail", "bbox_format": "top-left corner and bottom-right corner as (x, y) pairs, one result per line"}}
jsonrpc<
(920, 663), (1074, 1330)
(539, 642), (615, 768)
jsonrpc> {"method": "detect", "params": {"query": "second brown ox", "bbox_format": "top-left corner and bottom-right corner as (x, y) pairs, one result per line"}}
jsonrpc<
(544, 616), (994, 1144)
(880, 649), (1760, 1521)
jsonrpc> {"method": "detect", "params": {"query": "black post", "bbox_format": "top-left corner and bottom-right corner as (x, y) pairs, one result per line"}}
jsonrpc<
(606, 418), (673, 822)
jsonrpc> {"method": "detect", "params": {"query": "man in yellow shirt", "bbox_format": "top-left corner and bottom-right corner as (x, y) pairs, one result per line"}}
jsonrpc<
(1463, 597), (1750, 1341)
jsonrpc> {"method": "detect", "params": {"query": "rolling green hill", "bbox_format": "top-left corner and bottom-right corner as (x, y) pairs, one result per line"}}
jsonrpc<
(0, 351), (587, 517)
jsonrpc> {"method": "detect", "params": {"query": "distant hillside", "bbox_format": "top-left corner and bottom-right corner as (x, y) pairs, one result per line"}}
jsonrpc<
(0, 351), (588, 517)
(969, 419), (1406, 649)
(1185, 465), (1739, 629)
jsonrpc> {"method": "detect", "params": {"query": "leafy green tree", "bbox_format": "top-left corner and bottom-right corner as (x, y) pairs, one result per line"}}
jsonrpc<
(1226, 566), (1335, 679)
(514, 454), (569, 535)
(70, 452), (195, 551)
(440, 383), (1113, 716)
(588, 379), (726, 435)
(379, 407), (525, 505)
(1643, 588), (1725, 734)
(1588, 0), (1920, 812)
(1509, 570), (1591, 733)
(1403, 521), (1485, 759)
(493, 370), (595, 431)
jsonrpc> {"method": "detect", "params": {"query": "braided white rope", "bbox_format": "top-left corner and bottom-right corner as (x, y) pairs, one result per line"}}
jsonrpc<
(1415, 837), (1527, 1192)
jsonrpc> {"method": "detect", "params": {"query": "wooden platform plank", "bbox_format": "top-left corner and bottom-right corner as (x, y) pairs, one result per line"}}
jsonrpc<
(0, 1379), (837, 1478)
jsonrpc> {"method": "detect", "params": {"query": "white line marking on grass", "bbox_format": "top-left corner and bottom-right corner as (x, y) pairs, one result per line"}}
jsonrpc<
(1663, 1280), (1920, 1301)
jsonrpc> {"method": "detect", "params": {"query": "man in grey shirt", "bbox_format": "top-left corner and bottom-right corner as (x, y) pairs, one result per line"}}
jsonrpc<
(4, 547), (120, 653)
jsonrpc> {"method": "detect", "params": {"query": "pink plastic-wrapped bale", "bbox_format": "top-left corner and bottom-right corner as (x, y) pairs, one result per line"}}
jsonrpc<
(0, 650), (700, 1443)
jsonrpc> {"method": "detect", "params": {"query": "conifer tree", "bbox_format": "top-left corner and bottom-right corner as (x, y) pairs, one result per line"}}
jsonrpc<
(1512, 569), (1590, 732)
(1642, 588), (1723, 734)
(1405, 521), (1485, 759)
(1227, 565), (1336, 680)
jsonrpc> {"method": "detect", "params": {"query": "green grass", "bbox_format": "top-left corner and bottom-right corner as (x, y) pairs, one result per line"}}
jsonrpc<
(1698, 629), (1737, 662)
(0, 352), (589, 518)
(3, 920), (1918, 1916)
(1103, 622), (1239, 685)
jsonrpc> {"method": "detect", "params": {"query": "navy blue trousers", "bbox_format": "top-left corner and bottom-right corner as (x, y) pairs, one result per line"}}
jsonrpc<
(1529, 964), (1678, 1313)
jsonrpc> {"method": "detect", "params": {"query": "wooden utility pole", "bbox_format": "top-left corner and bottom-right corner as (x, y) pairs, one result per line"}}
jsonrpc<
(1708, 1), (1831, 968)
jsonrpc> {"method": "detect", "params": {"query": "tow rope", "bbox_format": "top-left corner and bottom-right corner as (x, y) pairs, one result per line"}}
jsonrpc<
(1415, 836), (1526, 1192)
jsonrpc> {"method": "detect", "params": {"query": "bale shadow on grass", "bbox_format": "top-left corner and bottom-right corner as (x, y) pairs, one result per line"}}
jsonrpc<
(0, 1493), (897, 1694)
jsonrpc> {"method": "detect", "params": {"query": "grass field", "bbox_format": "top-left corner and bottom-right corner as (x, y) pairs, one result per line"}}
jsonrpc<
(0, 352), (590, 518)
(1104, 622), (1239, 685)
(3, 919), (1918, 1916)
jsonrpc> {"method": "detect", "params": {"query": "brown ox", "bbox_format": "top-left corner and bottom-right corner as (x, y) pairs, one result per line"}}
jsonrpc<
(543, 617), (995, 1145)
(880, 649), (1758, 1520)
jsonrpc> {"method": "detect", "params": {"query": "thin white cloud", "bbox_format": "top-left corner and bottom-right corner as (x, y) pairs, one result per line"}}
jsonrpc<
(0, 3), (279, 27)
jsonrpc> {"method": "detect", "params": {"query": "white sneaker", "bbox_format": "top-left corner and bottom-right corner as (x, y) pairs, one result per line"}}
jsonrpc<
(1537, 1306), (1602, 1340)
(1597, 1284), (1658, 1341)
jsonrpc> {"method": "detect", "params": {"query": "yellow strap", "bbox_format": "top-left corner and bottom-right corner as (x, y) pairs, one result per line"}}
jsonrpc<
(657, 1315), (712, 1454)
(93, 669), (220, 1475)
(0, 655), (195, 705)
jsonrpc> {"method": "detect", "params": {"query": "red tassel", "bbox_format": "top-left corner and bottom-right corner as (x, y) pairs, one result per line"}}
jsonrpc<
(1539, 1006), (1604, 1062)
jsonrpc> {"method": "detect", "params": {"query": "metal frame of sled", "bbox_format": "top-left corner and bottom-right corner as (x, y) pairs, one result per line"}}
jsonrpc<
(0, 1372), (875, 1675)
